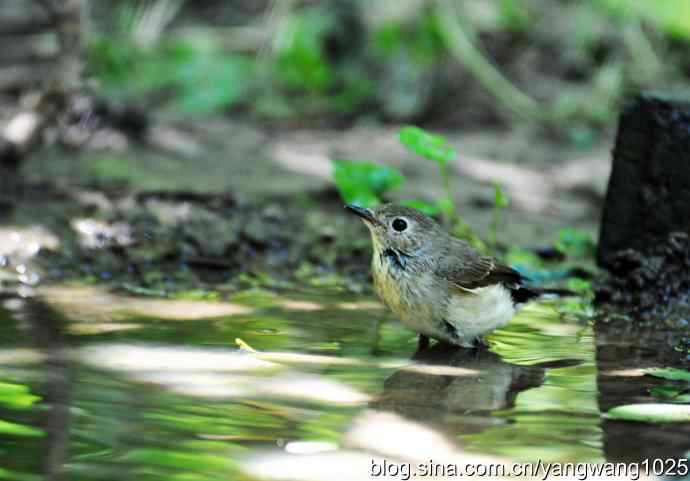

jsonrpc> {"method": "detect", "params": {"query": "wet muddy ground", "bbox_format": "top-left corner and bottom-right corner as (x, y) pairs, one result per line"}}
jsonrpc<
(1, 117), (608, 294)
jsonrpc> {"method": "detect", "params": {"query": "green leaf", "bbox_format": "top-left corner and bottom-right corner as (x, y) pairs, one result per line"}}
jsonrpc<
(398, 126), (456, 165)
(554, 228), (594, 258)
(274, 8), (335, 93)
(0, 382), (41, 409)
(175, 54), (252, 114)
(400, 199), (439, 215)
(605, 403), (690, 423)
(644, 368), (690, 382)
(649, 385), (685, 401)
(436, 198), (455, 216)
(493, 182), (509, 208)
(0, 420), (44, 437)
(566, 278), (593, 294)
(332, 160), (404, 207)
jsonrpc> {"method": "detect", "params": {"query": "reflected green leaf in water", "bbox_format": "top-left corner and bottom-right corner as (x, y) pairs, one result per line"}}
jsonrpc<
(0, 467), (41, 481)
(3, 286), (654, 478)
(144, 402), (287, 438)
(462, 298), (602, 462)
(0, 419), (44, 437)
(489, 301), (593, 365)
(373, 320), (420, 357)
(644, 367), (690, 382)
(461, 362), (602, 462)
(461, 411), (602, 463)
(295, 411), (353, 443)
(122, 447), (239, 476)
(649, 385), (690, 403)
(605, 404), (690, 423)
(0, 382), (41, 409)
(230, 288), (282, 307)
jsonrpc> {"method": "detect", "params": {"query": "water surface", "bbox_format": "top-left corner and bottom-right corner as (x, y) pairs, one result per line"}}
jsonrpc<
(0, 286), (688, 480)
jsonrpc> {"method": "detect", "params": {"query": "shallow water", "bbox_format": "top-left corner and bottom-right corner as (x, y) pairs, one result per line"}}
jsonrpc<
(0, 285), (688, 481)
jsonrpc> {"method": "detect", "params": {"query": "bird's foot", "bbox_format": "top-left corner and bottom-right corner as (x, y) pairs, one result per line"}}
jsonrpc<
(473, 336), (489, 349)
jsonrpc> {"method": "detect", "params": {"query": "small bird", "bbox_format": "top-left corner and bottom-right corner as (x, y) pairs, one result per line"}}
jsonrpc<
(346, 203), (539, 349)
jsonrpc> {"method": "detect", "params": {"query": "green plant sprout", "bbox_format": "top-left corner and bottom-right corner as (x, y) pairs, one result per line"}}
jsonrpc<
(398, 125), (456, 219)
(490, 182), (509, 249)
(332, 127), (513, 253)
(398, 126), (485, 250)
(332, 160), (404, 207)
(554, 228), (595, 258)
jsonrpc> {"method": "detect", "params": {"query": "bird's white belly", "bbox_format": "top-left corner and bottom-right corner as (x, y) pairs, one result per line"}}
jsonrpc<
(444, 284), (515, 344)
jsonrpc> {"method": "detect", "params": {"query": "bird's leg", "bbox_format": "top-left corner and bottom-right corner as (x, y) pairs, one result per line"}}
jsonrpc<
(473, 336), (489, 349)
(417, 334), (430, 351)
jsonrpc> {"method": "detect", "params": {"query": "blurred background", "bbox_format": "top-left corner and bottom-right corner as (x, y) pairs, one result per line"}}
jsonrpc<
(3, 0), (690, 252)
(3, 0), (690, 281)
(3, 0), (690, 196)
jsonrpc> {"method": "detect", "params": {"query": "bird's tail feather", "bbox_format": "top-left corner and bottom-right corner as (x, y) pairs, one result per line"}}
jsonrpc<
(510, 286), (575, 304)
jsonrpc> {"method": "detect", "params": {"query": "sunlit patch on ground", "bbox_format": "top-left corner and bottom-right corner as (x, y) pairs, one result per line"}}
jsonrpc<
(336, 301), (384, 310)
(79, 343), (371, 405)
(600, 368), (646, 377)
(0, 226), (60, 258)
(67, 322), (142, 335)
(278, 300), (324, 311)
(40, 285), (253, 321)
(70, 218), (134, 249)
(0, 226), (60, 290)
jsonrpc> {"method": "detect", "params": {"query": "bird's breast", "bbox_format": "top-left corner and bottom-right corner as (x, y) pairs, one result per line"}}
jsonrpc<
(372, 254), (442, 326)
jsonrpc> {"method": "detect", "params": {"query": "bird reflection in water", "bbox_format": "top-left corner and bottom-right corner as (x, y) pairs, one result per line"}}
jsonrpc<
(373, 344), (545, 434)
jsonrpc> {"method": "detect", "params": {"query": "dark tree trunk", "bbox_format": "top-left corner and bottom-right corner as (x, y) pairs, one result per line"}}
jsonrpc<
(597, 92), (690, 267)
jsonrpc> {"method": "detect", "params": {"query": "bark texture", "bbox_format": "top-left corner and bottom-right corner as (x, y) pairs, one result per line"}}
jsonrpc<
(597, 92), (690, 267)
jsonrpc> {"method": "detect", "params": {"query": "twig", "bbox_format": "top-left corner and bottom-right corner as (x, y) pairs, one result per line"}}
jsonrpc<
(435, 0), (545, 120)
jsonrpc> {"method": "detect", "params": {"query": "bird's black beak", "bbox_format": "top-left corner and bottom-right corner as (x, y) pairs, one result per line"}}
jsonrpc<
(345, 204), (378, 225)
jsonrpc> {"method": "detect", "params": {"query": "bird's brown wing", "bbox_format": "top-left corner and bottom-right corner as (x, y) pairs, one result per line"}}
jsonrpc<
(435, 239), (525, 290)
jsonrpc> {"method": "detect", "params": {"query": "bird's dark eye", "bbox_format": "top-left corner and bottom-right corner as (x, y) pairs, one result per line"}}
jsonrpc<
(392, 218), (407, 232)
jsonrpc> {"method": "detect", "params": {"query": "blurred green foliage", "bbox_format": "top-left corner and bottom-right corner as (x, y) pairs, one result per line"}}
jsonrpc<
(498, 0), (532, 32)
(398, 126), (456, 165)
(594, 0), (690, 39)
(88, 0), (690, 124)
(554, 228), (595, 258)
(90, 35), (253, 114)
(332, 160), (404, 207)
(605, 403), (690, 423)
(373, 10), (445, 64)
(0, 382), (41, 410)
(491, 182), (509, 248)
(333, 126), (485, 250)
(644, 367), (690, 382)
(90, 3), (371, 116)
(649, 385), (690, 403)
(273, 7), (335, 93)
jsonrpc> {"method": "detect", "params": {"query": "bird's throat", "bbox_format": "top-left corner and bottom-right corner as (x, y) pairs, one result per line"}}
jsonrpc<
(381, 248), (408, 270)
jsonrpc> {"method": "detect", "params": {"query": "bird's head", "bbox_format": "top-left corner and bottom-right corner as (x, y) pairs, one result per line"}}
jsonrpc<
(345, 203), (442, 255)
